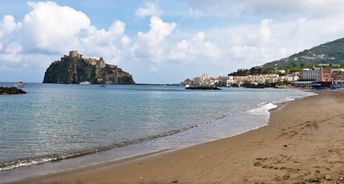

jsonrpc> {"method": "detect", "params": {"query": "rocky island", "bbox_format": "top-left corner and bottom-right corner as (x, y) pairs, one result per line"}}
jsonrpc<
(0, 87), (26, 95)
(43, 51), (135, 84)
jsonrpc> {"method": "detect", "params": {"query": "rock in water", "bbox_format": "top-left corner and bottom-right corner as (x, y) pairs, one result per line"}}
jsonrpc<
(43, 50), (135, 84)
(0, 87), (26, 95)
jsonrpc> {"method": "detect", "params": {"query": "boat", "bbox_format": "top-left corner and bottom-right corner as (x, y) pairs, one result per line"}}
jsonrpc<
(15, 81), (25, 87)
(185, 85), (221, 90)
(80, 81), (91, 85)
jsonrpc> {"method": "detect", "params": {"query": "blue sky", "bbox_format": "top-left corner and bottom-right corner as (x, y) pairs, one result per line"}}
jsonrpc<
(1, 1), (344, 83)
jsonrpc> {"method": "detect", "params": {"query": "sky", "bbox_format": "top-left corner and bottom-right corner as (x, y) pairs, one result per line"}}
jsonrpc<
(1, 1), (344, 83)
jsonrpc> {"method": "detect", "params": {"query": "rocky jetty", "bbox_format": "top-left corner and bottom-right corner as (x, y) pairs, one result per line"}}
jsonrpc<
(43, 51), (135, 84)
(0, 87), (26, 95)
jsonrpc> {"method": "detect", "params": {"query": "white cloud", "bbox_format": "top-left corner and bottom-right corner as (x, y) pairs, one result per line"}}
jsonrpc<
(5, 42), (22, 54)
(0, 2), (132, 66)
(0, 15), (20, 52)
(22, 1), (90, 53)
(136, 2), (161, 18)
(132, 16), (176, 70)
(121, 36), (131, 47)
(169, 32), (220, 63)
(260, 19), (272, 44)
(0, 15), (18, 36)
(79, 20), (130, 64)
(204, 14), (344, 69)
(138, 16), (175, 44)
(185, 0), (344, 18)
(0, 42), (22, 62)
(0, 15), (22, 63)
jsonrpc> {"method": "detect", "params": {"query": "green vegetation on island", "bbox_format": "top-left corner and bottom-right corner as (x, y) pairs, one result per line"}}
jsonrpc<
(43, 51), (135, 84)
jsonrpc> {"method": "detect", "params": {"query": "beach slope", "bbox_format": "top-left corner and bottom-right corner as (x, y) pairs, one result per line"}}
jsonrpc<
(15, 90), (344, 184)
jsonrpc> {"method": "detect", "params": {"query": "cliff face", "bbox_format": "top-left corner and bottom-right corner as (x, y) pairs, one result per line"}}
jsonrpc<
(43, 51), (135, 84)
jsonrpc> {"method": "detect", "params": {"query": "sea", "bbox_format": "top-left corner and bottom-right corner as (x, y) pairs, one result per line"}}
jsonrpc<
(0, 83), (316, 183)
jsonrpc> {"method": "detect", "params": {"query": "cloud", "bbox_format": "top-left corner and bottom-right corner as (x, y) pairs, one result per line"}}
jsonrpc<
(0, 15), (18, 36)
(79, 20), (131, 64)
(204, 14), (344, 69)
(136, 2), (161, 18)
(260, 19), (272, 44)
(0, 42), (22, 63)
(169, 32), (220, 63)
(0, 1), (132, 63)
(22, 1), (90, 54)
(138, 16), (175, 45)
(0, 15), (20, 52)
(132, 16), (176, 70)
(185, 0), (344, 17)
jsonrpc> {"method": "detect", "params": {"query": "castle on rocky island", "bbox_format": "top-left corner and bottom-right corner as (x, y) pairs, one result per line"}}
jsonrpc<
(43, 50), (135, 84)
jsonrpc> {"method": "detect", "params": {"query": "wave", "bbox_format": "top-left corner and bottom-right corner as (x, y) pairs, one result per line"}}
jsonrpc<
(0, 148), (109, 172)
(247, 102), (278, 115)
(248, 91), (317, 116)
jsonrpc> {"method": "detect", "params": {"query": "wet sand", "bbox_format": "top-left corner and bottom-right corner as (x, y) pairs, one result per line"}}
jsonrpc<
(13, 90), (344, 184)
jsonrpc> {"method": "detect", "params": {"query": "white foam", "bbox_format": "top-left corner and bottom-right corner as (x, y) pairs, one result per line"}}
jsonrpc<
(0, 157), (56, 171)
(247, 102), (277, 115)
(278, 97), (295, 103)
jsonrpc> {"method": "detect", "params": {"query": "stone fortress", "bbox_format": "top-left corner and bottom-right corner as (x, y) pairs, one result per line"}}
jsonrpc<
(43, 50), (135, 84)
(63, 50), (106, 69)
(69, 50), (123, 83)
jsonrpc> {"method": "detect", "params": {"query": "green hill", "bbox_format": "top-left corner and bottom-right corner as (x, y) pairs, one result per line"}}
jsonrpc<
(263, 38), (344, 70)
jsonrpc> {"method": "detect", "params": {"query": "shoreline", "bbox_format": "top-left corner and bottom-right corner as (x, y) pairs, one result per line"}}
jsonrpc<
(9, 90), (344, 183)
(0, 88), (314, 182)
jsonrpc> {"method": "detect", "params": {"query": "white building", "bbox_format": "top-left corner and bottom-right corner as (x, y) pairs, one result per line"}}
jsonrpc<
(226, 74), (280, 87)
(301, 68), (320, 80)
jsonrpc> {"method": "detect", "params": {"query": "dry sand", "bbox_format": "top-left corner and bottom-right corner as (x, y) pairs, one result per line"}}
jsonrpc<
(13, 90), (344, 184)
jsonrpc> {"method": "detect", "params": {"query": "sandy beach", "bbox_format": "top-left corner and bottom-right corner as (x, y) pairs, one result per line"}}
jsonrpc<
(12, 90), (344, 184)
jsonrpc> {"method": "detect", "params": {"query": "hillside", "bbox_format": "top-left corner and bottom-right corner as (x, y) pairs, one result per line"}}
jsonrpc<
(263, 38), (344, 70)
(43, 51), (135, 84)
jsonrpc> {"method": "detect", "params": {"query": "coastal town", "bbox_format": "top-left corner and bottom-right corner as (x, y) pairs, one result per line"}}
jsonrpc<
(182, 64), (344, 89)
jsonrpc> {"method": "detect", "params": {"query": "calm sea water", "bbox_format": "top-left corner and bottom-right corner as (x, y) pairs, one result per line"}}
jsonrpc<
(0, 83), (315, 182)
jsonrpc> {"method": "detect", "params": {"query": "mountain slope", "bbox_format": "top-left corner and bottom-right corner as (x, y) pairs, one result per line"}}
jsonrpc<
(263, 38), (344, 69)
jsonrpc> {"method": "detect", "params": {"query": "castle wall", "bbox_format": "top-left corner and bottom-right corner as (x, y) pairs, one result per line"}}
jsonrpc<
(69, 50), (80, 58)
